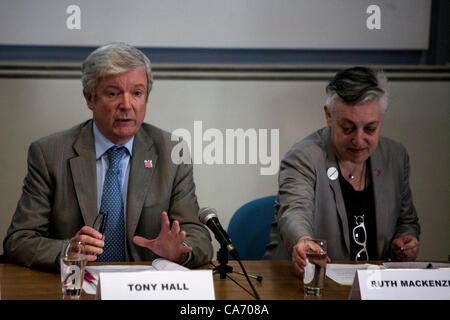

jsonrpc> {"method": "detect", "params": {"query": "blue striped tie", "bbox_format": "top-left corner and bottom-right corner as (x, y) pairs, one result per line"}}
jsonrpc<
(98, 146), (126, 262)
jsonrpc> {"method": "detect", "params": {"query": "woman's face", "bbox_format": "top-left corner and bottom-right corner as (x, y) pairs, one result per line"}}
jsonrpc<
(325, 99), (383, 164)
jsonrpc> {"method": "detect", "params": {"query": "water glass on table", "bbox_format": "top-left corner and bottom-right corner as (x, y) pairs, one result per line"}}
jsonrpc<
(302, 239), (327, 296)
(60, 240), (86, 300)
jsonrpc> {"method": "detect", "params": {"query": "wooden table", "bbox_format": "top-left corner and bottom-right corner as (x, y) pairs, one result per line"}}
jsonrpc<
(0, 260), (354, 300)
(211, 260), (352, 300)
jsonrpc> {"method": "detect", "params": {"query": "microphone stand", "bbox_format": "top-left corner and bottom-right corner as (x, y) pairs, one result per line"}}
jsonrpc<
(211, 244), (261, 300)
(213, 245), (234, 279)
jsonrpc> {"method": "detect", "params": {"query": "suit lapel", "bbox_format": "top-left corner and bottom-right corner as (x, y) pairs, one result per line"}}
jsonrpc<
(369, 146), (388, 258)
(323, 128), (350, 254)
(126, 128), (158, 241)
(70, 120), (98, 226)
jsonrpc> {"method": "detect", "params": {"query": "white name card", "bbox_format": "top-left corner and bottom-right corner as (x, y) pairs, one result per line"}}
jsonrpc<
(349, 268), (450, 300)
(96, 270), (215, 300)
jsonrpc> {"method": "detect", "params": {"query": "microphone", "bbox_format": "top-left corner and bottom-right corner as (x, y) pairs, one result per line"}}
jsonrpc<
(199, 207), (261, 300)
(198, 207), (240, 260)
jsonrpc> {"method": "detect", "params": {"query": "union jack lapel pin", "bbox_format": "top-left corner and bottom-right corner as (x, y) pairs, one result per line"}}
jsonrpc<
(144, 160), (152, 168)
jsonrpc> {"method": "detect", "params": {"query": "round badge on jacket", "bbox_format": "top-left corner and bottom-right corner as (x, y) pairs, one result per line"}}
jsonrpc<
(327, 166), (339, 180)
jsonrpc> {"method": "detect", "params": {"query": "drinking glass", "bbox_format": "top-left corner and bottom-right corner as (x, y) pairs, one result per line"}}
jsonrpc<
(60, 240), (86, 300)
(303, 239), (327, 296)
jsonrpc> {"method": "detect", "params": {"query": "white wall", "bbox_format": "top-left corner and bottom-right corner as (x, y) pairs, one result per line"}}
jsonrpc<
(0, 0), (431, 49)
(0, 76), (449, 260)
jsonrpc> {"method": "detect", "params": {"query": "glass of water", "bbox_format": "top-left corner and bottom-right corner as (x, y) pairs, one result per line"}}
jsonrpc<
(302, 239), (327, 296)
(60, 240), (86, 300)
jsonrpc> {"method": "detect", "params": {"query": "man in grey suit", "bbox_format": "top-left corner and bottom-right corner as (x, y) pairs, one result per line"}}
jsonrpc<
(3, 43), (213, 272)
(264, 67), (420, 278)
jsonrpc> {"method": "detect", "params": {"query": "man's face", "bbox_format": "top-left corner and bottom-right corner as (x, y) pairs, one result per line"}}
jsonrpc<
(84, 68), (148, 145)
(325, 99), (383, 164)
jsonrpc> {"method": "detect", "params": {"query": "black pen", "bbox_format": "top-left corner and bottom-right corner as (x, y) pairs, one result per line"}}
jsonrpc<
(93, 211), (108, 235)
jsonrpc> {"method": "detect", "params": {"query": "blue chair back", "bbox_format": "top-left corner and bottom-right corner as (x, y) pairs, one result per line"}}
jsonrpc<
(227, 195), (277, 260)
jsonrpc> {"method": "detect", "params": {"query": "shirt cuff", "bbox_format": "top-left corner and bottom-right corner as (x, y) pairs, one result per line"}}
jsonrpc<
(181, 242), (193, 266)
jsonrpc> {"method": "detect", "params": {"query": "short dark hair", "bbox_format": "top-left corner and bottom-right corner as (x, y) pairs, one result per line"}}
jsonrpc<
(325, 66), (388, 113)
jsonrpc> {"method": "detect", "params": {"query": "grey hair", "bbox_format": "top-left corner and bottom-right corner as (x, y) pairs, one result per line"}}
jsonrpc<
(81, 42), (153, 100)
(325, 66), (388, 114)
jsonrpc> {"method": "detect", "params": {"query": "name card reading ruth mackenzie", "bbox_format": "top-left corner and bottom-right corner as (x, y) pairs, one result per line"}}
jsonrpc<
(370, 279), (450, 288)
(349, 268), (450, 300)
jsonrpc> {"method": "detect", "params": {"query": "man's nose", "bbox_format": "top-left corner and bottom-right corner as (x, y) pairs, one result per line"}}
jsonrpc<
(119, 92), (132, 109)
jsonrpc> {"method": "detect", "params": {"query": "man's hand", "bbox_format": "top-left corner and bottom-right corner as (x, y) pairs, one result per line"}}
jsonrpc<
(133, 211), (192, 264)
(391, 235), (419, 261)
(71, 226), (104, 261)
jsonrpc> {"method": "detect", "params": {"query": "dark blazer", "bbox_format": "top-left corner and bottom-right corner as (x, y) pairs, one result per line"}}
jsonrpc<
(264, 127), (420, 260)
(3, 120), (213, 271)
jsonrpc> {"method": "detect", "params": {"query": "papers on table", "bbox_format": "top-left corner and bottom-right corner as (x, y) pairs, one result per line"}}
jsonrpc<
(326, 262), (450, 286)
(151, 258), (190, 271)
(382, 262), (450, 269)
(83, 258), (188, 295)
(326, 263), (380, 286)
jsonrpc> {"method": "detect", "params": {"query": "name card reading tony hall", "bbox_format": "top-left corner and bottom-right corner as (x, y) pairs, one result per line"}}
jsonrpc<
(96, 270), (215, 300)
(349, 267), (450, 300)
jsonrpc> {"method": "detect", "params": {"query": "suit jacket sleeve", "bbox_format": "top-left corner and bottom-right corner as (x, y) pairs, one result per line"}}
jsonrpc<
(167, 141), (213, 268)
(276, 144), (317, 255)
(393, 148), (420, 240)
(3, 140), (64, 272)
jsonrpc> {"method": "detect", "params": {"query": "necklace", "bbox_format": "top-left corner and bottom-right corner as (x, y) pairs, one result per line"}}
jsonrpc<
(348, 161), (365, 181)
(341, 161), (368, 191)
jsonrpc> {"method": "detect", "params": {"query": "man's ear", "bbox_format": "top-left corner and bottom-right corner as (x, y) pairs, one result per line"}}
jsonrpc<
(83, 90), (95, 110)
(324, 105), (332, 127)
